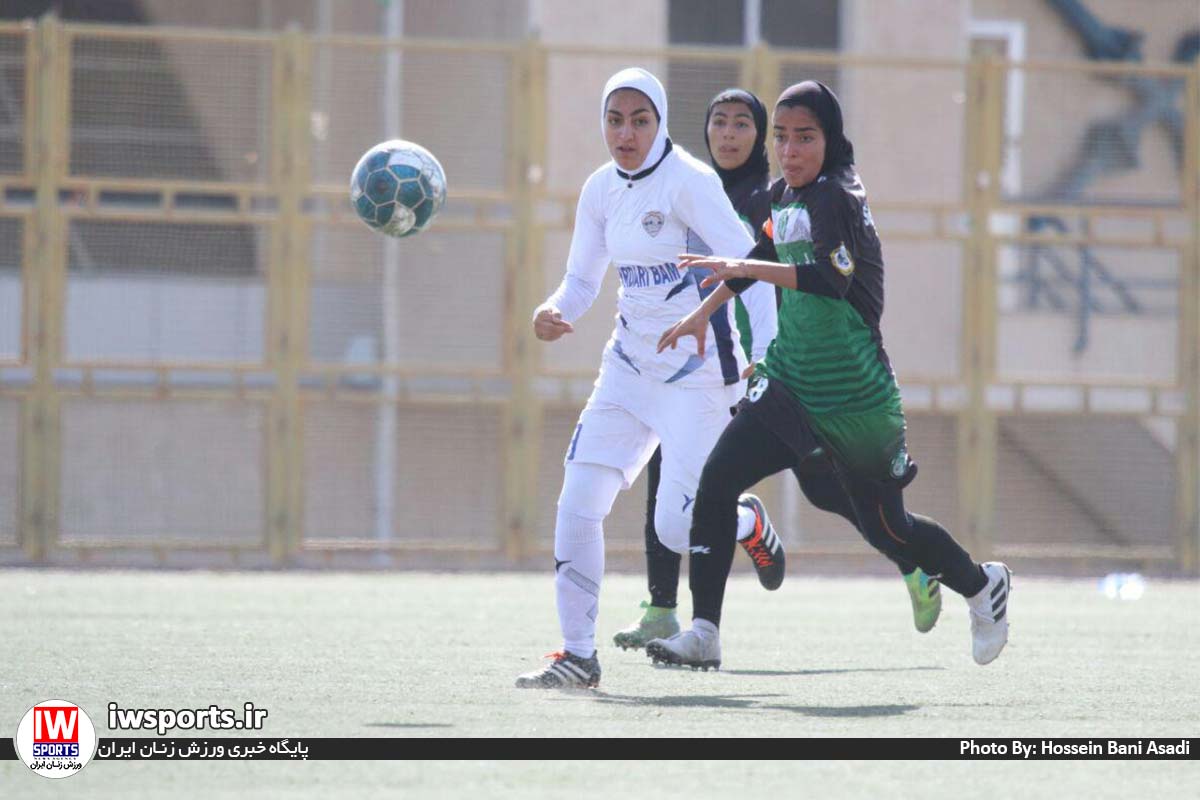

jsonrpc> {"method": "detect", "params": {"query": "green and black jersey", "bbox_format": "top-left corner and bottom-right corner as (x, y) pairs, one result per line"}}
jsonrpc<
(739, 167), (907, 480)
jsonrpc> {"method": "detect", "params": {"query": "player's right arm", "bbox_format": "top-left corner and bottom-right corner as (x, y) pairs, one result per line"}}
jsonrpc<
(534, 171), (609, 342)
(683, 254), (800, 290)
(656, 282), (736, 357)
(659, 208), (774, 356)
(679, 215), (793, 291)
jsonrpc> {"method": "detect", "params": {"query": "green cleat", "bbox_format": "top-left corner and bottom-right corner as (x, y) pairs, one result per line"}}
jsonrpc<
(612, 601), (680, 650)
(905, 568), (942, 633)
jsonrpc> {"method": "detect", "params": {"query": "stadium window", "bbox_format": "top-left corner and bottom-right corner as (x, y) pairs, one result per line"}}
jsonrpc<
(761, 0), (839, 49)
(668, 0), (745, 45)
(666, 0), (840, 157)
(401, 0), (527, 41)
(765, 0), (841, 103)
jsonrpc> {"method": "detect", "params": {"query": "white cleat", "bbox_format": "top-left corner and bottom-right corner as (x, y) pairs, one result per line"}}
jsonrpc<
(645, 628), (721, 671)
(969, 561), (1011, 665)
(515, 650), (601, 689)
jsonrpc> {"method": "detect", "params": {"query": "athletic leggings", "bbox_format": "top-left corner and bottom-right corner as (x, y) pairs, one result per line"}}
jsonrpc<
(642, 447), (683, 608)
(689, 406), (985, 627)
(642, 445), (919, 610)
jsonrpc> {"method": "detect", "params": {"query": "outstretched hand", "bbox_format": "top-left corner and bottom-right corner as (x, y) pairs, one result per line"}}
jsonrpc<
(677, 254), (750, 289)
(658, 311), (708, 356)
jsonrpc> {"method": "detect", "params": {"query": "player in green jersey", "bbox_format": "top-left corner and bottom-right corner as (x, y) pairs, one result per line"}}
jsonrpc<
(647, 81), (1011, 672)
(614, 88), (943, 652)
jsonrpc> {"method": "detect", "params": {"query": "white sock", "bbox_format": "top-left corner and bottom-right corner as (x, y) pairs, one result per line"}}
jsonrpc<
(555, 508), (605, 658)
(966, 565), (997, 613)
(735, 503), (756, 541)
(693, 618), (719, 639)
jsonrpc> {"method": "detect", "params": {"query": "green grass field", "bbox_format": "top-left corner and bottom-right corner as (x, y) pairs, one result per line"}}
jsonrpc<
(2, 569), (1198, 797)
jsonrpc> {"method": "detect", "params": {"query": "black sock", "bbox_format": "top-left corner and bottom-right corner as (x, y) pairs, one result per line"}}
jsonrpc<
(643, 447), (680, 609)
(907, 514), (987, 596)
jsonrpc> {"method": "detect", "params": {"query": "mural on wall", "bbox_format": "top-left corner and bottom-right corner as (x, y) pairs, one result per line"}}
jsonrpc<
(1020, 0), (1198, 352)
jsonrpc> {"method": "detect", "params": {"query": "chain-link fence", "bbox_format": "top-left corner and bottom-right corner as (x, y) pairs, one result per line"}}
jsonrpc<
(1, 17), (1196, 574)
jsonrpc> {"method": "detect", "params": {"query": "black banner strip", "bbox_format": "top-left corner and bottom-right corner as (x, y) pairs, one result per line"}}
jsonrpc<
(2, 738), (1196, 761)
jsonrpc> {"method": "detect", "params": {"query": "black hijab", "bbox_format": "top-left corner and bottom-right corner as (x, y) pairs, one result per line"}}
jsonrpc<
(703, 88), (770, 192)
(775, 80), (855, 174)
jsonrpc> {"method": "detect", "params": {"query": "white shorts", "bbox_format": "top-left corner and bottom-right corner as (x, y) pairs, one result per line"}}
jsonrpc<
(564, 358), (744, 513)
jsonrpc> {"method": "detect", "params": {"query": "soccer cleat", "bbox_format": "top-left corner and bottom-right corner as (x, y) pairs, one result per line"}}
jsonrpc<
(645, 629), (721, 671)
(904, 568), (942, 633)
(515, 650), (601, 689)
(969, 562), (1012, 665)
(612, 601), (680, 650)
(737, 494), (785, 590)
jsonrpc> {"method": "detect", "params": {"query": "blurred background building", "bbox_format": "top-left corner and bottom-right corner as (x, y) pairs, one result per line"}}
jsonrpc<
(0, 0), (1196, 575)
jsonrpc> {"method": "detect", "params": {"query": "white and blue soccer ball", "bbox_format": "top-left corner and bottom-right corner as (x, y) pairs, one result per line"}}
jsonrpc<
(349, 140), (447, 237)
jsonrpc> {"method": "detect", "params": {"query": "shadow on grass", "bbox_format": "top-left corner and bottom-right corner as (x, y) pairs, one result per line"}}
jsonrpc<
(722, 665), (946, 677)
(364, 722), (455, 729)
(586, 692), (784, 709)
(760, 703), (920, 718)
(582, 692), (920, 717)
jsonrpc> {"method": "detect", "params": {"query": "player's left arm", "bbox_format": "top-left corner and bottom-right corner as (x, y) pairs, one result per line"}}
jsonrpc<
(798, 184), (859, 298)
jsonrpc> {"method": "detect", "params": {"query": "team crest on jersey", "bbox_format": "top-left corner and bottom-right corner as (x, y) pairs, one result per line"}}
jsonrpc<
(642, 211), (665, 237)
(830, 242), (854, 276)
(773, 205), (811, 244)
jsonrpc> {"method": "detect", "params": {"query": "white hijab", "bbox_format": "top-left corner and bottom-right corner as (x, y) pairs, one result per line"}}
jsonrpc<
(600, 67), (670, 174)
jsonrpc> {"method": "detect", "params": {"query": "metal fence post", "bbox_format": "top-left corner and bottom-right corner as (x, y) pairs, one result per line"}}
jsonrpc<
(1176, 61), (1200, 575)
(751, 44), (778, 160)
(22, 15), (67, 563)
(745, 43), (778, 109)
(502, 38), (547, 563)
(957, 55), (1003, 559)
(266, 28), (311, 564)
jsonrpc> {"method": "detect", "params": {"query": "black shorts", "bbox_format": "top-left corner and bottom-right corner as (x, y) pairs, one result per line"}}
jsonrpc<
(738, 373), (918, 489)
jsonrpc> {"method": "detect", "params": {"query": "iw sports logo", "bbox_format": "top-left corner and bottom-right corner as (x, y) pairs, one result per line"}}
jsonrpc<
(14, 700), (98, 779)
(34, 705), (80, 758)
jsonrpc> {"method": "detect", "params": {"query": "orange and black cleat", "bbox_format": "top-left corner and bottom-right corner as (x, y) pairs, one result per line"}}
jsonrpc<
(737, 493), (785, 590)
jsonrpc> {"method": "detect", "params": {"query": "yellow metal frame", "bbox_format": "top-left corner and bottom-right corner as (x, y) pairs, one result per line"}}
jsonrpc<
(956, 56), (1003, 558)
(5, 20), (1197, 573)
(20, 17), (68, 560)
(266, 29), (311, 563)
(500, 39), (547, 562)
(1177, 61), (1200, 573)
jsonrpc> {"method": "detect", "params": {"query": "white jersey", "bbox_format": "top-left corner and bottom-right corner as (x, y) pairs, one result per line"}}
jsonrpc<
(546, 145), (772, 387)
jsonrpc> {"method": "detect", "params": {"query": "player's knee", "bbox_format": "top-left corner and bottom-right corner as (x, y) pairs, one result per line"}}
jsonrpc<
(555, 508), (603, 547)
(696, 461), (740, 507)
(652, 504), (691, 554)
(860, 505), (915, 558)
(556, 463), (622, 520)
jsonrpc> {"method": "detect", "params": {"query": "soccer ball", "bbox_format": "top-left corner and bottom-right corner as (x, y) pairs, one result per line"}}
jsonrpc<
(349, 140), (447, 237)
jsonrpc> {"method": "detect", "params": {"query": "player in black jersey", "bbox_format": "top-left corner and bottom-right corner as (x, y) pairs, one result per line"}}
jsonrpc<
(648, 81), (1011, 671)
(614, 88), (944, 653)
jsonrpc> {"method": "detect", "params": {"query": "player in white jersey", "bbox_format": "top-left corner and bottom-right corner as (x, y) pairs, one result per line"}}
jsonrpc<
(515, 68), (781, 689)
